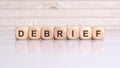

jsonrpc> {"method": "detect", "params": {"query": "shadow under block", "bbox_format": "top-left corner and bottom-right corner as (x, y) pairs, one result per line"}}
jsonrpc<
(54, 27), (66, 40)
(41, 26), (53, 40)
(15, 27), (104, 40)
(92, 27), (104, 40)
(67, 27), (79, 40)
(79, 27), (92, 40)
(16, 27), (28, 40)
(28, 26), (40, 40)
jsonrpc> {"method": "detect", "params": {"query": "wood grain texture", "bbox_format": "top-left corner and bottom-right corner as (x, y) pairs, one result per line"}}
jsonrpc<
(0, 0), (120, 29)
(0, 1), (120, 9)
(1, 10), (120, 18)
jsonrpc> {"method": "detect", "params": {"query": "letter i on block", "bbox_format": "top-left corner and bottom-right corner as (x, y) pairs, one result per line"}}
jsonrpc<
(54, 27), (66, 40)
(16, 27), (28, 40)
(92, 27), (104, 40)
(67, 27), (79, 40)
(41, 26), (53, 40)
(28, 26), (40, 40)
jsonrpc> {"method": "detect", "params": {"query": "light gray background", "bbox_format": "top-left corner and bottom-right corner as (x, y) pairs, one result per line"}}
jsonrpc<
(0, 0), (120, 68)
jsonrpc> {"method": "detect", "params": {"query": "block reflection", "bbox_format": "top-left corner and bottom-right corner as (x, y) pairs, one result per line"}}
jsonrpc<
(16, 40), (104, 55)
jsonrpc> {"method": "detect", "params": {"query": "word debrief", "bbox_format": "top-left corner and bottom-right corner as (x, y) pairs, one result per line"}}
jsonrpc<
(15, 26), (104, 40)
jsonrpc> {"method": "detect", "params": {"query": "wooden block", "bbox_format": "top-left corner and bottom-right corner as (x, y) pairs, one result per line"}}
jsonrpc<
(92, 27), (104, 40)
(67, 27), (79, 40)
(79, 27), (92, 40)
(16, 27), (28, 40)
(54, 27), (66, 40)
(15, 26), (104, 40)
(28, 26), (40, 40)
(41, 26), (53, 40)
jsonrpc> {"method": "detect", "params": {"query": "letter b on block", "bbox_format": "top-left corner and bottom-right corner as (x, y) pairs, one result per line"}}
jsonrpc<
(16, 27), (28, 40)
(41, 27), (53, 40)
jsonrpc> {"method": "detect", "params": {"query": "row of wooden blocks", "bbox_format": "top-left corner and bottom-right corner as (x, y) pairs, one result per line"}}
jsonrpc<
(15, 26), (104, 40)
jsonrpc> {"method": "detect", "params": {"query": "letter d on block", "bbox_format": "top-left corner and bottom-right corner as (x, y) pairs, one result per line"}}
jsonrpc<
(16, 27), (28, 40)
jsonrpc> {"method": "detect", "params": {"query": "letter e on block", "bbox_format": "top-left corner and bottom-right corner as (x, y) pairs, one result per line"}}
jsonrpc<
(28, 26), (40, 40)
(80, 27), (92, 40)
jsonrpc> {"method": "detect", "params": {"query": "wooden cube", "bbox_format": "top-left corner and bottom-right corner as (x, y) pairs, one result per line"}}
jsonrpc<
(28, 26), (40, 40)
(54, 27), (66, 40)
(92, 27), (104, 40)
(79, 27), (92, 40)
(67, 27), (79, 40)
(41, 26), (53, 40)
(16, 27), (28, 40)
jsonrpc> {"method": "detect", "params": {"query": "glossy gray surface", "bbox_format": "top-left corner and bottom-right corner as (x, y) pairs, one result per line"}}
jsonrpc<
(0, 27), (120, 68)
